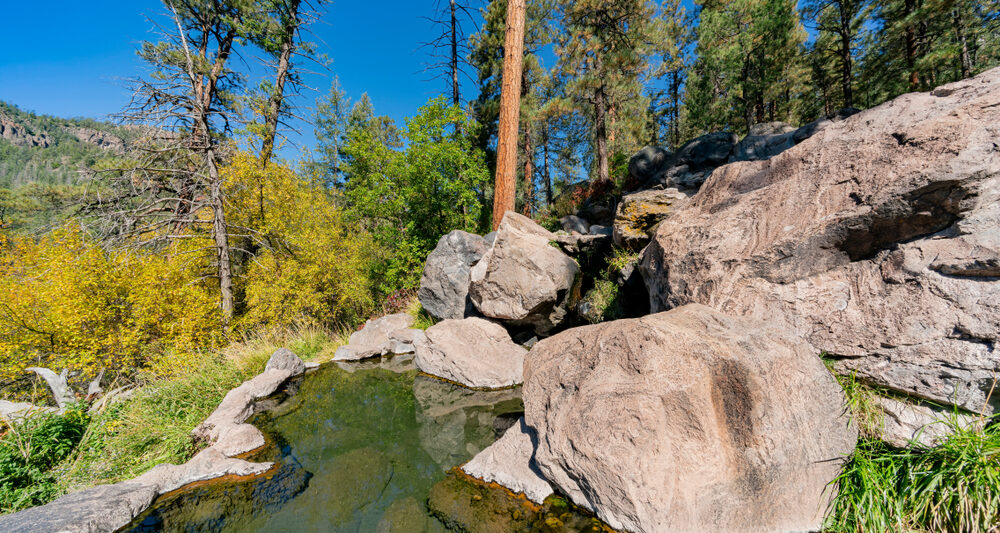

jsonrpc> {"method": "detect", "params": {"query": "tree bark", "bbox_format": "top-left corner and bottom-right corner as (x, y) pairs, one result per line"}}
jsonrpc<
(522, 123), (533, 215)
(953, 5), (971, 78)
(838, 0), (854, 108)
(491, 0), (526, 230)
(451, 0), (460, 106)
(543, 122), (552, 206)
(208, 151), (234, 323)
(594, 84), (610, 183)
(260, 0), (301, 168)
(904, 0), (920, 89)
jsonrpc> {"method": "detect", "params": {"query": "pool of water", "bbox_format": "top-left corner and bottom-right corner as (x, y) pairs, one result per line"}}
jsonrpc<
(124, 357), (525, 532)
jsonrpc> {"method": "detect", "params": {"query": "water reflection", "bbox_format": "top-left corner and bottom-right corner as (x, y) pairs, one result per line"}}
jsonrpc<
(123, 363), (523, 532)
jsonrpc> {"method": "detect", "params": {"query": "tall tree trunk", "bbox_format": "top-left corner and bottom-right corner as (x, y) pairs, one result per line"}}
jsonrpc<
(594, 84), (610, 183)
(543, 122), (552, 206)
(451, 0), (460, 106)
(953, 6), (971, 77)
(208, 152), (234, 323)
(838, 0), (854, 108)
(260, 0), (301, 168)
(670, 69), (681, 149)
(491, 0), (526, 230)
(522, 123), (533, 215)
(904, 0), (920, 89)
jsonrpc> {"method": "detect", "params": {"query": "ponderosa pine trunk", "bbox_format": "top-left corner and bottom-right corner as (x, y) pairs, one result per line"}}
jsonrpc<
(261, 0), (301, 168)
(594, 84), (609, 183)
(838, 0), (854, 108)
(491, 0), (526, 230)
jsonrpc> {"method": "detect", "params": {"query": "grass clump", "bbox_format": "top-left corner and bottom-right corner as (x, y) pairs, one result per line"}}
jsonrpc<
(0, 405), (89, 513)
(826, 420), (999, 533)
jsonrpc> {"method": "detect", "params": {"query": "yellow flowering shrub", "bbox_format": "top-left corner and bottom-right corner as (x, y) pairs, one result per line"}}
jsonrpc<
(0, 226), (221, 384)
(224, 152), (376, 329)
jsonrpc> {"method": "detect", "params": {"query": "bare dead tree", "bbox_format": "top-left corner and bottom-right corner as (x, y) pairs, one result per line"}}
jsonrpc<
(82, 0), (267, 324)
(420, 0), (482, 106)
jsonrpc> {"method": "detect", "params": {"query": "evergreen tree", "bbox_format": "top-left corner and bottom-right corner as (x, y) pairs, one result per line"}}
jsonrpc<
(686, 0), (808, 134)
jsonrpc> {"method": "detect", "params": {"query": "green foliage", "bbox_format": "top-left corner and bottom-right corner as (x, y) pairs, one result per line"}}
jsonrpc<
(325, 94), (490, 296)
(0, 405), (89, 513)
(579, 279), (623, 324)
(826, 421), (1000, 532)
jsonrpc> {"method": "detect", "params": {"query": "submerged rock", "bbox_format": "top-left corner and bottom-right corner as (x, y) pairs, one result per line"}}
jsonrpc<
(523, 304), (856, 533)
(641, 67), (1000, 414)
(462, 417), (553, 504)
(333, 313), (416, 361)
(419, 230), (489, 320)
(469, 212), (580, 334)
(415, 317), (526, 389)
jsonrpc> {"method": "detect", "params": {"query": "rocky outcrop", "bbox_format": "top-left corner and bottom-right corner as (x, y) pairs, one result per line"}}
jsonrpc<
(333, 313), (416, 361)
(461, 417), (553, 504)
(419, 231), (489, 320)
(640, 67), (1000, 414)
(523, 304), (856, 533)
(469, 212), (580, 334)
(876, 396), (980, 448)
(612, 188), (690, 250)
(415, 318), (526, 389)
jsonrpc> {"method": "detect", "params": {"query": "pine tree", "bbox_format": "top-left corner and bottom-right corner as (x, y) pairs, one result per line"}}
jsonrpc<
(554, 0), (662, 183)
(686, 0), (808, 134)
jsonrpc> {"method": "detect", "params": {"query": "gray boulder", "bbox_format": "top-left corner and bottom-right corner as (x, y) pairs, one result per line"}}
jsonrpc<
(419, 230), (489, 320)
(627, 145), (672, 184)
(612, 188), (690, 250)
(192, 368), (295, 456)
(469, 212), (580, 334)
(641, 67), (1000, 414)
(876, 395), (980, 448)
(462, 417), (553, 504)
(523, 304), (856, 533)
(265, 348), (307, 375)
(415, 317), (526, 389)
(559, 214), (590, 234)
(333, 313), (416, 361)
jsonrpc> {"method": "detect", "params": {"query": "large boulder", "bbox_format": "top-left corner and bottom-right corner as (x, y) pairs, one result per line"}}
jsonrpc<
(414, 317), (527, 389)
(612, 188), (690, 250)
(419, 230), (489, 320)
(627, 146), (672, 184)
(469, 212), (580, 334)
(558, 214), (590, 234)
(333, 313), (415, 361)
(640, 67), (1000, 414)
(523, 304), (856, 533)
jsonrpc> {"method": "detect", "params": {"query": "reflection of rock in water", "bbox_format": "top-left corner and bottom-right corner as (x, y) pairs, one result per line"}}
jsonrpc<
(412, 375), (522, 470)
(251, 447), (393, 531)
(337, 353), (416, 374)
(122, 457), (310, 532)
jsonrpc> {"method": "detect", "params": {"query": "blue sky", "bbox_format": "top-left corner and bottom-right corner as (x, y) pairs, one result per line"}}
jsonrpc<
(0, 1), (489, 159)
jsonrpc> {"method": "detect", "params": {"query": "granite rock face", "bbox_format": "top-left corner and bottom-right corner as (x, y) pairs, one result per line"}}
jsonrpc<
(415, 317), (527, 389)
(462, 417), (553, 504)
(523, 304), (857, 533)
(640, 67), (1000, 413)
(876, 396), (980, 448)
(419, 231), (490, 320)
(469, 212), (580, 334)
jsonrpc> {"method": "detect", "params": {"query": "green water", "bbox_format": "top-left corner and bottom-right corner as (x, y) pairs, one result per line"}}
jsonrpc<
(124, 358), (524, 532)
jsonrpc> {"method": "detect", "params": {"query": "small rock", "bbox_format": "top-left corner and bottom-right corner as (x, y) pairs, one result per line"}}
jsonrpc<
(612, 188), (689, 250)
(558, 215), (589, 234)
(333, 313), (416, 361)
(876, 395), (980, 448)
(265, 348), (307, 375)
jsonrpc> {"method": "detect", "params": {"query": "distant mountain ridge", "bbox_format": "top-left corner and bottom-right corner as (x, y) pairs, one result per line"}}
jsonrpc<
(0, 101), (129, 188)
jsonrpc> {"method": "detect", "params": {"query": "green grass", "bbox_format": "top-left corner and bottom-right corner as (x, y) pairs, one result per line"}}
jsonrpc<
(824, 359), (1000, 532)
(826, 421), (999, 533)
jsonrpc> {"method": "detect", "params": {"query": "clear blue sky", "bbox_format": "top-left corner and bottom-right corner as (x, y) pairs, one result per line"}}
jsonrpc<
(0, 1), (487, 160)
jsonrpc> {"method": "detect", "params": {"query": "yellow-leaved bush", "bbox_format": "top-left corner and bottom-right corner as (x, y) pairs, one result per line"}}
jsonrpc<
(224, 152), (376, 330)
(0, 226), (221, 385)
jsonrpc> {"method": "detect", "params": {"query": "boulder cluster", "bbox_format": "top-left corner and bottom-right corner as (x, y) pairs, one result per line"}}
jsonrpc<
(422, 67), (1000, 533)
